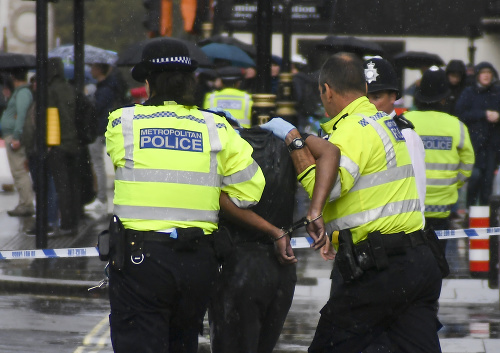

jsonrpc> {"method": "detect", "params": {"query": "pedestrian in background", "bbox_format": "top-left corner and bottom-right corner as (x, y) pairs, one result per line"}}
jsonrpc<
(455, 62), (500, 209)
(203, 67), (253, 128)
(105, 38), (265, 353)
(86, 62), (115, 214)
(45, 57), (81, 235)
(262, 52), (443, 352)
(23, 74), (59, 234)
(0, 68), (34, 217)
(406, 66), (474, 249)
(444, 59), (467, 115)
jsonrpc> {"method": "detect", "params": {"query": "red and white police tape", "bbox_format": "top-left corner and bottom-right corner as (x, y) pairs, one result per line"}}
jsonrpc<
(1, 227), (500, 260)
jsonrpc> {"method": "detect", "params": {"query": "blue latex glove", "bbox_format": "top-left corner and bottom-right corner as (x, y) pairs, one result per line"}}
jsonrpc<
(260, 118), (296, 140)
(207, 108), (241, 127)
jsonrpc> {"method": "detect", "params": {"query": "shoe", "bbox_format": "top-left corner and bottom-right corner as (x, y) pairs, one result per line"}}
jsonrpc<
(7, 206), (35, 217)
(84, 199), (108, 213)
(25, 225), (56, 236)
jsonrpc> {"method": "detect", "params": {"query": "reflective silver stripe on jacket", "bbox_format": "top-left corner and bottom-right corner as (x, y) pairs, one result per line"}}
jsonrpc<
(426, 177), (457, 186)
(363, 114), (397, 169)
(114, 109), (222, 222)
(426, 162), (473, 171)
(328, 155), (358, 201)
(425, 204), (452, 213)
(222, 160), (259, 186)
(115, 168), (222, 186)
(326, 199), (421, 233)
(457, 121), (465, 149)
(350, 164), (414, 193)
(122, 107), (135, 169)
(114, 205), (219, 223)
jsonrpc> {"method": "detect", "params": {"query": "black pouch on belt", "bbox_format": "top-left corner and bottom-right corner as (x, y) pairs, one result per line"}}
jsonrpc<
(211, 226), (234, 263)
(424, 228), (450, 278)
(109, 215), (126, 270)
(174, 227), (205, 252)
(97, 230), (110, 261)
(367, 231), (389, 271)
(335, 229), (364, 283)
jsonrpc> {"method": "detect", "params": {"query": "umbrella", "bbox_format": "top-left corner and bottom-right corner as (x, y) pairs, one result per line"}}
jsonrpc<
(393, 51), (444, 69)
(198, 35), (256, 58)
(0, 52), (36, 70)
(315, 36), (385, 57)
(49, 44), (118, 65)
(116, 38), (212, 68)
(200, 43), (255, 68)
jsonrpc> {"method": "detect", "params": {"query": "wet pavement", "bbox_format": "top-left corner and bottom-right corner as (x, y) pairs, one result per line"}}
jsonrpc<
(0, 174), (500, 351)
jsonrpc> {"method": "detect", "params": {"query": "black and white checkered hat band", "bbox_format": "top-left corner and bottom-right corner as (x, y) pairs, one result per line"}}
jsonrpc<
(150, 56), (192, 65)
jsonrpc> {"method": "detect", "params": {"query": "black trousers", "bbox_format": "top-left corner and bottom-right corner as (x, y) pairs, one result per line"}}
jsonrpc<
(47, 147), (80, 230)
(209, 243), (297, 353)
(108, 240), (218, 353)
(308, 244), (443, 353)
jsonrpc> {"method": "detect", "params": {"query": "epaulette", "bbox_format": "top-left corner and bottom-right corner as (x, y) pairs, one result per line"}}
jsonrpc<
(393, 114), (415, 130)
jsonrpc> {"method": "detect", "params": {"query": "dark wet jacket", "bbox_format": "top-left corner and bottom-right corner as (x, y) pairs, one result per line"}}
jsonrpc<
(47, 57), (79, 153)
(455, 62), (500, 167)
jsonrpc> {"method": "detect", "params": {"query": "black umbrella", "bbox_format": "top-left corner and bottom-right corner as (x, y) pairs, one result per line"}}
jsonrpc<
(315, 36), (384, 57)
(116, 38), (213, 68)
(0, 52), (36, 70)
(198, 35), (256, 58)
(393, 51), (444, 69)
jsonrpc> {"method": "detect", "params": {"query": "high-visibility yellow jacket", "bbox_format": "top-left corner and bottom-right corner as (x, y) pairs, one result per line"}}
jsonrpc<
(299, 97), (423, 244)
(105, 101), (265, 234)
(203, 88), (253, 128)
(405, 110), (474, 218)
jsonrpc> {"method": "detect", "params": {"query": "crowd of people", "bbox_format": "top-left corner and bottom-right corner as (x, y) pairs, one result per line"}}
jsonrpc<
(0, 56), (130, 235)
(0, 35), (499, 352)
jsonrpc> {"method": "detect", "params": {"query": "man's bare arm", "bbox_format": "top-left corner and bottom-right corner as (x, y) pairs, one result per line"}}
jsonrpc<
(219, 192), (297, 264)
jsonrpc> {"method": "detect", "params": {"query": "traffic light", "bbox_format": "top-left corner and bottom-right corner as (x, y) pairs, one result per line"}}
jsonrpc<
(143, 0), (161, 36)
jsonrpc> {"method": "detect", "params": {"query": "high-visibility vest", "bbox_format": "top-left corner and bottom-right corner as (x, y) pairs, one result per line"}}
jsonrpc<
(405, 110), (474, 218)
(203, 88), (253, 128)
(299, 97), (423, 244)
(105, 102), (265, 234)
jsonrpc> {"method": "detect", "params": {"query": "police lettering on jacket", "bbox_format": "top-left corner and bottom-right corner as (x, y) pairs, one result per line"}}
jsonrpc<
(420, 136), (453, 150)
(140, 128), (203, 152)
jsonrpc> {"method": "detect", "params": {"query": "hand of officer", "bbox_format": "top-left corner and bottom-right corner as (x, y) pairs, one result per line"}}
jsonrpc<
(260, 117), (297, 141)
(306, 214), (327, 250)
(274, 231), (298, 265)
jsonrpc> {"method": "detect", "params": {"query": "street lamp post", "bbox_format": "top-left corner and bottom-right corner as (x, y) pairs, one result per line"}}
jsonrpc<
(252, 0), (275, 126)
(276, 0), (297, 126)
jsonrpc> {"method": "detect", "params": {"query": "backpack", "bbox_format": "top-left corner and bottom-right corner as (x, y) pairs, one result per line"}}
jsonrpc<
(75, 94), (98, 145)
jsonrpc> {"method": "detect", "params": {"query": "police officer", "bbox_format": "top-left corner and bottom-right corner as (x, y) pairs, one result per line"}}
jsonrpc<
(203, 66), (253, 128)
(105, 38), (265, 353)
(405, 66), (474, 242)
(262, 53), (443, 352)
(363, 57), (427, 223)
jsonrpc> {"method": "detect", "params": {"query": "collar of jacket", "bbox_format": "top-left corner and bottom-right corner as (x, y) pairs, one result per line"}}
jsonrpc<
(320, 96), (373, 134)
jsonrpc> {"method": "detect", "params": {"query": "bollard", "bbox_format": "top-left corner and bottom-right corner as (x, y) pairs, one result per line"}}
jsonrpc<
(490, 195), (500, 289)
(251, 94), (276, 126)
(469, 206), (490, 278)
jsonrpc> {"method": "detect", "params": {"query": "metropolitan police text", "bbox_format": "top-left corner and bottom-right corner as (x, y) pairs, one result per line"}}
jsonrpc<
(140, 128), (204, 152)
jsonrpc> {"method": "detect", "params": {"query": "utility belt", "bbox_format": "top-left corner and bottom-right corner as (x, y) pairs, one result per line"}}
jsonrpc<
(335, 228), (448, 283)
(98, 215), (212, 270)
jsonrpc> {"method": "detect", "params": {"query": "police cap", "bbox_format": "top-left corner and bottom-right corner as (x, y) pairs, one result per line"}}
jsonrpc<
(132, 38), (198, 82)
(216, 66), (244, 82)
(414, 66), (450, 104)
(363, 57), (400, 98)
